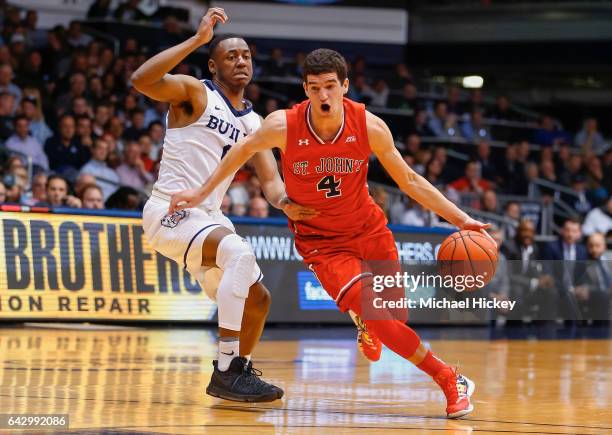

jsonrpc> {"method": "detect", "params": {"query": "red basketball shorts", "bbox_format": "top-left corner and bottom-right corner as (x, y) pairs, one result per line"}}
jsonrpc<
(296, 227), (405, 320)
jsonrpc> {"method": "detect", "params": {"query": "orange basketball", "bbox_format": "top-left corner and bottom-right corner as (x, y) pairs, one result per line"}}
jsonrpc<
(436, 230), (498, 292)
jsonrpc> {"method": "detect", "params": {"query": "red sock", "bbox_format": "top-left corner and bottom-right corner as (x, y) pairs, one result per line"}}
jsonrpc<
(416, 350), (448, 378)
(364, 319), (421, 360)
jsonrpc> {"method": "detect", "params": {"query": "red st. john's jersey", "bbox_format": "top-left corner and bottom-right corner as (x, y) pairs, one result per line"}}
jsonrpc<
(281, 98), (387, 239)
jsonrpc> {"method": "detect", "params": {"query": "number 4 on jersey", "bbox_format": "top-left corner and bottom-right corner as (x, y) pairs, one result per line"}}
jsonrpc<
(317, 175), (342, 198)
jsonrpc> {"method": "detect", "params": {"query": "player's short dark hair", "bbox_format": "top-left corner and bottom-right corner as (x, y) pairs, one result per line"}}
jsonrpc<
(209, 34), (246, 58)
(303, 48), (347, 82)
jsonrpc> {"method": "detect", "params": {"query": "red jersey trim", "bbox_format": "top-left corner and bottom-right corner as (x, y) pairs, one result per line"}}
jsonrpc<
(305, 103), (346, 144)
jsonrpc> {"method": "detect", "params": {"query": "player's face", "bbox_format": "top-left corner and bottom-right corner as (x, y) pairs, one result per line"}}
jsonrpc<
(304, 72), (348, 118)
(209, 38), (252, 90)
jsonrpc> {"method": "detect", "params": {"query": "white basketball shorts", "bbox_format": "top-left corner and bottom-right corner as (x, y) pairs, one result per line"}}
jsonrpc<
(142, 191), (263, 300)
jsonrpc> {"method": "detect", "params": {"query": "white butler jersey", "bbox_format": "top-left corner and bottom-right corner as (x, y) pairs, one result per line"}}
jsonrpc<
(153, 79), (261, 210)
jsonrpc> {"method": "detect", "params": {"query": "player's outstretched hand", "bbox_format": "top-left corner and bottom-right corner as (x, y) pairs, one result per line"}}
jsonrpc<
(195, 7), (228, 45)
(169, 188), (205, 214)
(281, 198), (319, 221)
(459, 217), (496, 247)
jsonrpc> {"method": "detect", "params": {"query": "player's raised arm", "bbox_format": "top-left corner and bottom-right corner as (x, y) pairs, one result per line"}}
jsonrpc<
(130, 8), (227, 105)
(366, 111), (490, 232)
(169, 110), (287, 213)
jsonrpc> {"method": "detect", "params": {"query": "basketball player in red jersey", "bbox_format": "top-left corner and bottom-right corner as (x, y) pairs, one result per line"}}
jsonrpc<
(169, 49), (491, 418)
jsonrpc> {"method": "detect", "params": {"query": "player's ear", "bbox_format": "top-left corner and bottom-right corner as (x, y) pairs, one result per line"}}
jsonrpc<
(342, 78), (349, 95)
(302, 81), (308, 98)
(208, 59), (216, 76)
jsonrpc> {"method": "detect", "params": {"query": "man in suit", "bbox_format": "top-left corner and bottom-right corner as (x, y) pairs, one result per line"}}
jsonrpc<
(504, 219), (556, 322)
(574, 233), (611, 323)
(542, 218), (589, 320)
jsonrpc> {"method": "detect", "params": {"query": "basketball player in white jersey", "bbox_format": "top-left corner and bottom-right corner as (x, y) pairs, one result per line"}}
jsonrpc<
(132, 8), (315, 402)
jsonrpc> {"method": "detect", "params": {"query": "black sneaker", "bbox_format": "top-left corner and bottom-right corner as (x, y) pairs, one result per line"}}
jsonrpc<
(206, 356), (284, 402)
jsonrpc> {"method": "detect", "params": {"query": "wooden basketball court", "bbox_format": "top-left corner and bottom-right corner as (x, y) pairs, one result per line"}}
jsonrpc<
(0, 325), (610, 434)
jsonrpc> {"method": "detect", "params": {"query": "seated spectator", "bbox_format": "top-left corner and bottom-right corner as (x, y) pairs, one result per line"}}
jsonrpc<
(504, 219), (556, 321)
(424, 158), (445, 190)
(362, 78), (389, 108)
(105, 186), (140, 210)
(445, 85), (463, 115)
(475, 141), (497, 182)
(413, 109), (431, 136)
(347, 74), (368, 104)
(249, 196), (269, 218)
(124, 108), (147, 140)
(389, 82), (422, 113)
(74, 173), (97, 198)
(488, 95), (518, 121)
(533, 115), (571, 147)
(66, 21), (93, 48)
(231, 201), (247, 217)
(498, 143), (526, 194)
(76, 115), (95, 148)
(36, 174), (81, 208)
(461, 110), (491, 142)
(21, 172), (47, 206)
(0, 180), (5, 203)
(138, 134), (156, 172)
(559, 153), (583, 187)
(80, 138), (120, 199)
(427, 101), (459, 138)
(116, 140), (154, 190)
(55, 72), (88, 116)
(5, 115), (48, 171)
(573, 232), (611, 322)
(45, 114), (90, 179)
(481, 189), (499, 214)
(542, 218), (589, 320)
(92, 102), (111, 137)
(0, 63), (22, 109)
(575, 117), (608, 156)
(20, 94), (52, 145)
(585, 155), (608, 205)
(449, 160), (491, 194)
(80, 183), (104, 209)
(539, 159), (558, 184)
(582, 196), (612, 237)
(562, 174), (592, 215)
(87, 0), (112, 19)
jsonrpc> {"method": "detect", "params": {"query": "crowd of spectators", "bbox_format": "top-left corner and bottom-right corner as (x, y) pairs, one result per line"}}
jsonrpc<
(0, 1), (610, 238)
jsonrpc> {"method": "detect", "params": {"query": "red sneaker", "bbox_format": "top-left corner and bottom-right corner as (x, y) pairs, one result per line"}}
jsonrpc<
(434, 367), (476, 419)
(354, 315), (382, 362)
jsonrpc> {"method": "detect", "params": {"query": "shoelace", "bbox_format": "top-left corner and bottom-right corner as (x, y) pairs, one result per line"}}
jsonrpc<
(243, 361), (263, 378)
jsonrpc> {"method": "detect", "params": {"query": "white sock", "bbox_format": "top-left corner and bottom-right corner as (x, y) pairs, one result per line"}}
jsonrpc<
(218, 338), (239, 371)
(244, 354), (251, 362)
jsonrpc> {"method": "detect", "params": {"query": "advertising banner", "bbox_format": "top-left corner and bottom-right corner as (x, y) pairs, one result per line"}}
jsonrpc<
(0, 211), (453, 323)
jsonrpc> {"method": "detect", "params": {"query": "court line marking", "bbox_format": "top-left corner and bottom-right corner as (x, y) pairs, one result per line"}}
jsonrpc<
(1, 392), (609, 433)
(55, 423), (603, 435)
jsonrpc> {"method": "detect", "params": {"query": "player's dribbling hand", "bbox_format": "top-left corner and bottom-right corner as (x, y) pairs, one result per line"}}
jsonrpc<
(195, 8), (228, 45)
(280, 198), (319, 221)
(169, 188), (205, 214)
(459, 217), (496, 247)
